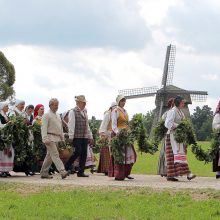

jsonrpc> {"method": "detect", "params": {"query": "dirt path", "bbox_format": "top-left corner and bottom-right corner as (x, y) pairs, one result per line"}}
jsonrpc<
(1, 172), (220, 190)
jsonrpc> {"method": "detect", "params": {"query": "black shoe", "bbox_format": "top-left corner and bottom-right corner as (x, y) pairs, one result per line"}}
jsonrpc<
(115, 178), (124, 181)
(0, 172), (8, 178)
(187, 174), (196, 181)
(25, 171), (35, 176)
(90, 168), (97, 174)
(167, 177), (178, 181)
(77, 173), (89, 177)
(5, 172), (11, 177)
(216, 175), (220, 179)
(126, 176), (134, 180)
(104, 172), (108, 176)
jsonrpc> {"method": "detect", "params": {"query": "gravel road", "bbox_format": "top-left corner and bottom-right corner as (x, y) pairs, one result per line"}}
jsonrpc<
(1, 172), (220, 190)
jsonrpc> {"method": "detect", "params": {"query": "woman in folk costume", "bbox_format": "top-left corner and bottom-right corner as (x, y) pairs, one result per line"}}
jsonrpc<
(165, 96), (196, 181)
(157, 98), (174, 177)
(212, 101), (220, 179)
(9, 99), (34, 176)
(97, 102), (117, 175)
(0, 102), (15, 177)
(32, 104), (45, 125)
(109, 95), (137, 181)
(32, 104), (46, 173)
(8, 99), (26, 118)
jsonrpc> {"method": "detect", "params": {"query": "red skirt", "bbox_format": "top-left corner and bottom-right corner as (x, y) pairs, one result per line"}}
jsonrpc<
(97, 146), (111, 174)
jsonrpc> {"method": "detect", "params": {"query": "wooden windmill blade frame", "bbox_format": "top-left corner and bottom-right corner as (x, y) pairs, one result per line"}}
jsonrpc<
(118, 86), (158, 99)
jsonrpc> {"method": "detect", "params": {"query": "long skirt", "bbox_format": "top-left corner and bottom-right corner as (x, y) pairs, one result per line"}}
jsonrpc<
(165, 134), (190, 178)
(0, 147), (14, 172)
(97, 146), (111, 174)
(108, 145), (136, 180)
(157, 139), (167, 176)
(213, 150), (220, 172)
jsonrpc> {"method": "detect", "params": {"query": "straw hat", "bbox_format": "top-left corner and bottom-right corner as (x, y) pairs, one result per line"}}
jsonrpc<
(75, 95), (87, 103)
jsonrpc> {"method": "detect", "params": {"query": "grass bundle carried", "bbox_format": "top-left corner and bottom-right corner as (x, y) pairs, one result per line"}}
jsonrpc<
(110, 129), (134, 164)
(174, 119), (197, 145)
(130, 114), (158, 154)
(152, 119), (168, 143)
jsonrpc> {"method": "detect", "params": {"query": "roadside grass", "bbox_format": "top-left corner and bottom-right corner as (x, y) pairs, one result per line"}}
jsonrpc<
(0, 183), (220, 220)
(132, 141), (214, 177)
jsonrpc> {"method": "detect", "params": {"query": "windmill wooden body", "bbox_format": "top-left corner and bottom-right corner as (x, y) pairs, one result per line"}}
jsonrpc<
(119, 44), (208, 125)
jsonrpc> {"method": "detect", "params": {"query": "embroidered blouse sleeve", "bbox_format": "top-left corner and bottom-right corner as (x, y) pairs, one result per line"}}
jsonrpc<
(212, 114), (220, 130)
(112, 109), (119, 134)
(165, 109), (178, 130)
(68, 109), (75, 140)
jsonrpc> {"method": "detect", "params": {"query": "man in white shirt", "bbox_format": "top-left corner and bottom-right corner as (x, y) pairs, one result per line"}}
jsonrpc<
(65, 95), (93, 177)
(40, 98), (69, 179)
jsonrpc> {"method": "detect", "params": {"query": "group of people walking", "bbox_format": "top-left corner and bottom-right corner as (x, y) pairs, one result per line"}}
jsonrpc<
(0, 94), (220, 181)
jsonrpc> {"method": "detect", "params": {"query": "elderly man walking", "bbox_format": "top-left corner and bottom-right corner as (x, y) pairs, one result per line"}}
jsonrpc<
(65, 95), (93, 177)
(40, 98), (68, 179)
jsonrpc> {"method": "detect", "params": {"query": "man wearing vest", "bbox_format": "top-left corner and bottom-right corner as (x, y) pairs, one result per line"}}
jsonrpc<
(65, 95), (93, 177)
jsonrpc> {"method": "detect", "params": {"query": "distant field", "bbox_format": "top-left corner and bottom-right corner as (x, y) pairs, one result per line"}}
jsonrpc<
(132, 141), (214, 177)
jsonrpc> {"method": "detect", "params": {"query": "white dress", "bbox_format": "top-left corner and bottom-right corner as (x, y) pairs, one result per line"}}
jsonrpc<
(0, 111), (15, 172)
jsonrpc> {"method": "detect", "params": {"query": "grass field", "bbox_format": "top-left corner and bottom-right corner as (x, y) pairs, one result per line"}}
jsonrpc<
(0, 183), (220, 220)
(132, 141), (214, 177)
(0, 141), (217, 220)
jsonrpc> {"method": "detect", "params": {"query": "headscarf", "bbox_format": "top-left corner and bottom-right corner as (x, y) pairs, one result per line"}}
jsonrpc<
(34, 104), (44, 118)
(214, 101), (220, 116)
(15, 99), (25, 107)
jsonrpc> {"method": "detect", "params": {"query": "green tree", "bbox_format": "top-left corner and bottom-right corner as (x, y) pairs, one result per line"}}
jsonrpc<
(142, 110), (155, 135)
(191, 105), (213, 141)
(0, 51), (15, 101)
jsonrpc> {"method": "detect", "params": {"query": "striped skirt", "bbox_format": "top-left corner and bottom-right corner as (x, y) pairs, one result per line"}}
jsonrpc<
(165, 134), (190, 178)
(97, 146), (111, 174)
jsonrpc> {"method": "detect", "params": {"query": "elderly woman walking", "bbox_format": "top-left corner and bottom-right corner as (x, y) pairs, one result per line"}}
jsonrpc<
(0, 102), (15, 177)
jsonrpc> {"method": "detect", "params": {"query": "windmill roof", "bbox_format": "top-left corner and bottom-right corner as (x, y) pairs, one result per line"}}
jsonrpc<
(157, 85), (188, 92)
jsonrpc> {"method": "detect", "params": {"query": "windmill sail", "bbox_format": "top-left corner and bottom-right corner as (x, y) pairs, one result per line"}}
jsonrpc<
(161, 44), (176, 87)
(118, 86), (158, 99)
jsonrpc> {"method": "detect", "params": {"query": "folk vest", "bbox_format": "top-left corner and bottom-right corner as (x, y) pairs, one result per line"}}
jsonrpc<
(73, 107), (89, 138)
(117, 108), (129, 129)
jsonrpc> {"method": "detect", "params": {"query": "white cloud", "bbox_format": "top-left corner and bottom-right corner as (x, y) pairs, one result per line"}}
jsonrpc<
(138, 0), (181, 26)
(201, 74), (219, 81)
(2, 45), (161, 118)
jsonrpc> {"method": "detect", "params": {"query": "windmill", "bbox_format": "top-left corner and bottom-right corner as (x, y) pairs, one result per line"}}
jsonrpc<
(118, 44), (208, 125)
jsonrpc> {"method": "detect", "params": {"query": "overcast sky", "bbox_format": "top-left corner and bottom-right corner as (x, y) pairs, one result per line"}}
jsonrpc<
(0, 0), (219, 118)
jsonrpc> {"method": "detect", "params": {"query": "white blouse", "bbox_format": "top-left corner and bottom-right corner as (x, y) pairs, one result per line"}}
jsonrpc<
(212, 113), (220, 130)
(99, 111), (111, 135)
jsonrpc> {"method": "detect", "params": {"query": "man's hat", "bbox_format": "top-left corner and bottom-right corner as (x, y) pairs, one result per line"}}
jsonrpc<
(75, 95), (87, 103)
